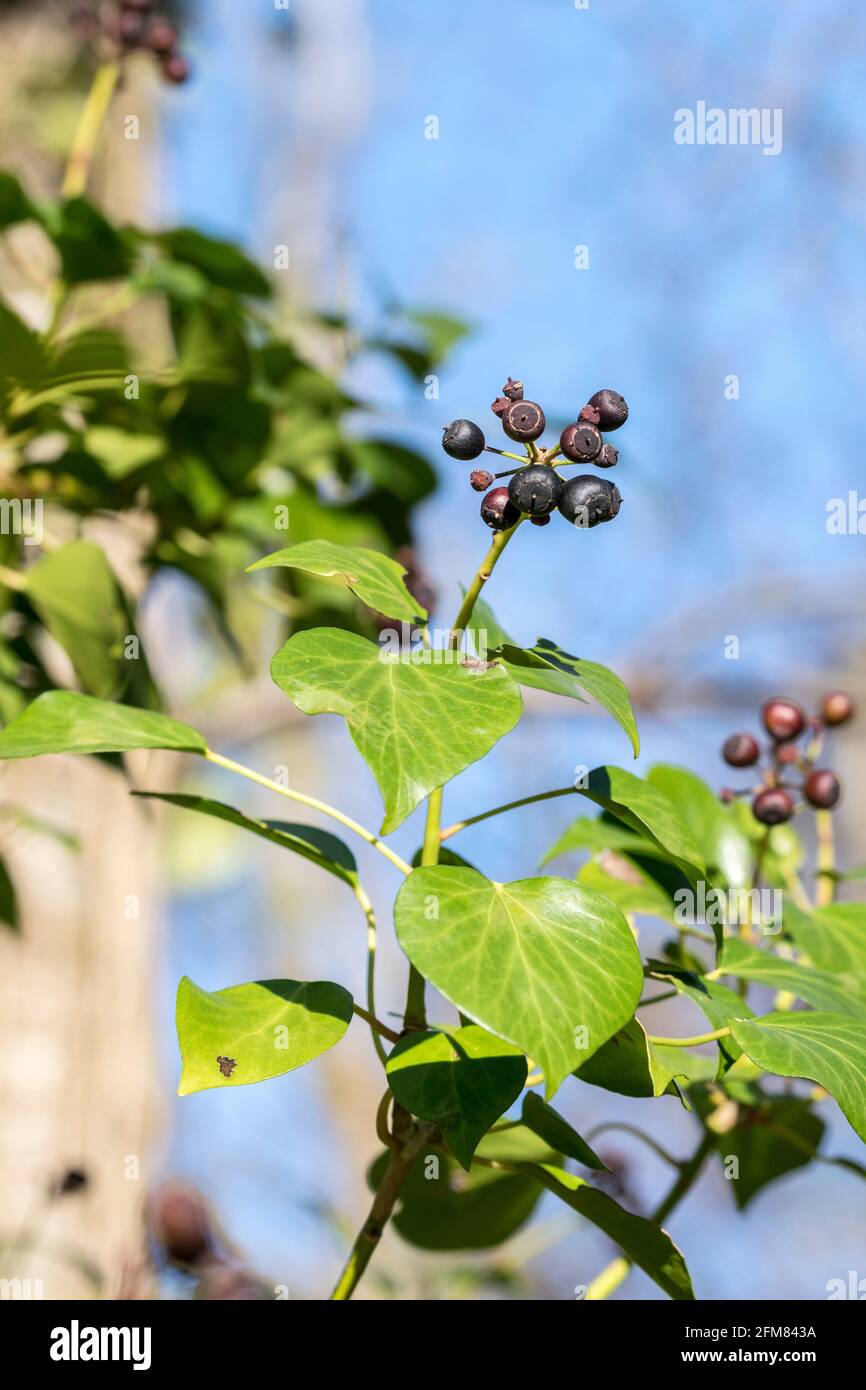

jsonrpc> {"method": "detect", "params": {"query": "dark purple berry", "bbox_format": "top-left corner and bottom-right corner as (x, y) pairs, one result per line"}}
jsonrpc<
(502, 377), (524, 401)
(530, 515), (551, 527)
(722, 733), (760, 768)
(803, 769), (841, 809)
(148, 1182), (211, 1265)
(470, 469), (494, 492)
(123, 0), (155, 9)
(119, 10), (147, 43)
(761, 698), (806, 743)
(480, 487), (519, 531)
(507, 464), (562, 516)
(596, 443), (619, 468)
(442, 419), (485, 460)
(752, 787), (795, 825)
(821, 692), (855, 727)
(559, 475), (622, 528)
(560, 421), (602, 462)
(502, 400), (545, 442)
(586, 389), (629, 431)
(146, 17), (178, 53)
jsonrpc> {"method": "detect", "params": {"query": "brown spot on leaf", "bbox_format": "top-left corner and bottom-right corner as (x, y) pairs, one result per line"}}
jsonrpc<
(217, 1055), (237, 1078)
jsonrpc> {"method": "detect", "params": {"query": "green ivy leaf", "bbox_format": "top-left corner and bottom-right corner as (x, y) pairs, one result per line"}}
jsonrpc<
(248, 540), (427, 623)
(518, 1164), (695, 1300)
(155, 228), (272, 297)
(343, 439), (436, 506)
(394, 865), (643, 1097)
(84, 425), (165, 479)
(271, 630), (522, 834)
(718, 938), (866, 1017)
(731, 1012), (866, 1144)
(368, 1125), (555, 1252)
(23, 541), (131, 699)
(647, 765), (753, 890)
(707, 1097), (825, 1211)
(575, 1017), (717, 1099)
(784, 902), (866, 980)
(0, 171), (35, 227)
(543, 767), (707, 885)
(133, 793), (358, 888)
(578, 857), (681, 926)
(0, 857), (18, 932)
(464, 599), (639, 755)
(43, 198), (133, 283)
(385, 1025), (527, 1169)
(176, 975), (353, 1095)
(0, 692), (206, 759)
(646, 964), (754, 1075)
(520, 1092), (608, 1170)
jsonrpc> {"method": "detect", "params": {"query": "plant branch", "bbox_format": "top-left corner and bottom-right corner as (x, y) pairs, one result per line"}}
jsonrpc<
(815, 809), (835, 906)
(203, 749), (412, 877)
(330, 1119), (439, 1300)
(62, 62), (121, 200)
(351, 1003), (401, 1045)
(645, 1027), (731, 1048)
(353, 884), (388, 1065)
(585, 1122), (683, 1169)
(441, 785), (576, 841)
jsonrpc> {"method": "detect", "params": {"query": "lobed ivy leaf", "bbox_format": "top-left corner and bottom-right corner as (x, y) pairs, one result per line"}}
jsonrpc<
(248, 540), (426, 623)
(394, 865), (643, 1097)
(385, 1024), (527, 1170)
(133, 793), (358, 888)
(718, 938), (866, 1018)
(176, 975), (353, 1096)
(518, 1163), (695, 1300)
(520, 1092), (608, 1170)
(41, 197), (133, 283)
(730, 1012), (866, 1144)
(271, 629), (522, 834)
(0, 692), (206, 759)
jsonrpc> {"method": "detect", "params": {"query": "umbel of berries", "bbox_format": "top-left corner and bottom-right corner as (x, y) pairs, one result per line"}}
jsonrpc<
(72, 2), (191, 84)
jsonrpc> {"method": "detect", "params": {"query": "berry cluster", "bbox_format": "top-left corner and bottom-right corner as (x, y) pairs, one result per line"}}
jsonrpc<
(70, 2), (190, 84)
(720, 692), (856, 825)
(442, 379), (628, 532)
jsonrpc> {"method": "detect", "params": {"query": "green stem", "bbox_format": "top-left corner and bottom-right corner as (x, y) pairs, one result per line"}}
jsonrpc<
(330, 1120), (438, 1300)
(645, 1027), (731, 1048)
(441, 785), (575, 841)
(585, 1122), (683, 1169)
(353, 884), (388, 1066)
(450, 517), (523, 642)
(203, 749), (412, 877)
(62, 62), (121, 200)
(351, 1003), (400, 1045)
(815, 809), (835, 906)
(585, 1131), (715, 1300)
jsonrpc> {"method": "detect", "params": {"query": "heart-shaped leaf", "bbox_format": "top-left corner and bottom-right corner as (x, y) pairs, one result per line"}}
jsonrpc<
(248, 540), (426, 623)
(520, 1163), (694, 1300)
(271, 629), (522, 834)
(385, 1024), (527, 1169)
(176, 975), (353, 1095)
(520, 1092), (608, 1170)
(394, 865), (643, 1097)
(0, 692), (206, 759)
(134, 793), (358, 888)
(719, 938), (866, 1018)
(730, 1012), (866, 1144)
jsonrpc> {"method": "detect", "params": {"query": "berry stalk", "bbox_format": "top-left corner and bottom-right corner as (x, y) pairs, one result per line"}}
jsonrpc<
(62, 61), (121, 199)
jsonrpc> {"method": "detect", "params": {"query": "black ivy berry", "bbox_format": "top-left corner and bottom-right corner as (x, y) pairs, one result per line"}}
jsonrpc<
(560, 421), (602, 462)
(586, 389), (629, 431)
(502, 400), (545, 442)
(752, 787), (795, 825)
(559, 475), (622, 528)
(146, 17), (178, 52)
(481, 486), (519, 531)
(722, 733), (760, 767)
(804, 769), (841, 809)
(530, 514), (550, 527)
(470, 468), (494, 492)
(162, 52), (191, 84)
(507, 464), (562, 516)
(442, 419), (485, 460)
(761, 697), (806, 743)
(596, 443), (619, 469)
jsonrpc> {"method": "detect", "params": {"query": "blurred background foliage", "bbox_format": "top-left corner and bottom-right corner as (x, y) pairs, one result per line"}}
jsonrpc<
(1, 0), (865, 1302)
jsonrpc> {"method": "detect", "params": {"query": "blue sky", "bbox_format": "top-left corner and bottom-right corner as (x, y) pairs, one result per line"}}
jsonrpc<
(156, 0), (866, 1298)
